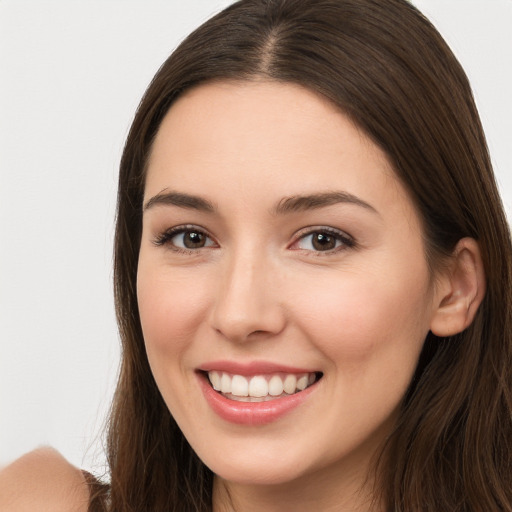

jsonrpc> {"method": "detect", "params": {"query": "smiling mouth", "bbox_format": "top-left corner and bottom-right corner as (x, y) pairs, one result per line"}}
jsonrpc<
(205, 371), (323, 402)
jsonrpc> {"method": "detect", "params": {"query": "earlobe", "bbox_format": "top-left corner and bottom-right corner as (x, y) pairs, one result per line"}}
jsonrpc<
(430, 238), (486, 337)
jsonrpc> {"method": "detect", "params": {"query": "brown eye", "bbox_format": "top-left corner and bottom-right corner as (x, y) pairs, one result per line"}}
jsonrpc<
(154, 227), (216, 251)
(183, 231), (207, 248)
(293, 228), (354, 253)
(311, 232), (336, 251)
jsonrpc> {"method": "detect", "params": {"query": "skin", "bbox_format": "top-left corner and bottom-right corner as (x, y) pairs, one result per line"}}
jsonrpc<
(137, 81), (479, 511)
(0, 447), (89, 511)
(0, 81), (484, 511)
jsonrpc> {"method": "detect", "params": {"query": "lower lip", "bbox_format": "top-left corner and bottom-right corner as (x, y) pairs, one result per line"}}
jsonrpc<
(198, 373), (318, 426)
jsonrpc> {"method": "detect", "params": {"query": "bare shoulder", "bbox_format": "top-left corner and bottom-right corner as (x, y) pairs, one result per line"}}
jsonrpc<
(0, 447), (89, 512)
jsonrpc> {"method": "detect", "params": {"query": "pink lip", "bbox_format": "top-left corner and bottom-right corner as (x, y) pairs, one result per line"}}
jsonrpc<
(198, 359), (314, 376)
(197, 369), (320, 426)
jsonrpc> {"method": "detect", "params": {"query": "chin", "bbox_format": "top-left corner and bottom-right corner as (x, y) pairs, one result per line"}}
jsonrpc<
(210, 458), (307, 486)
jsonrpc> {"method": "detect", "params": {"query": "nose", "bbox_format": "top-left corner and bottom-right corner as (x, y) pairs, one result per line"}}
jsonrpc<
(209, 250), (286, 343)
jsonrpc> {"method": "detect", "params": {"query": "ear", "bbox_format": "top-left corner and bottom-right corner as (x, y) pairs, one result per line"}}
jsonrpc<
(430, 238), (486, 337)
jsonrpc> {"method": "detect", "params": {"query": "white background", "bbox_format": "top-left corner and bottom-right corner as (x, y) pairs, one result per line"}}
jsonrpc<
(1, 1), (511, 473)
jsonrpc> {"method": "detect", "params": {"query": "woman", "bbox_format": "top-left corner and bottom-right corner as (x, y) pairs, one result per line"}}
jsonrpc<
(2, 0), (511, 510)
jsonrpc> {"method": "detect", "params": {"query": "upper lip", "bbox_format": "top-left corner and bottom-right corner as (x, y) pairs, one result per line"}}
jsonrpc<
(197, 360), (318, 376)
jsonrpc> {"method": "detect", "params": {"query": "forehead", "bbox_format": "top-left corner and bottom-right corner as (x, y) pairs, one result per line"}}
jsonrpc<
(144, 80), (413, 222)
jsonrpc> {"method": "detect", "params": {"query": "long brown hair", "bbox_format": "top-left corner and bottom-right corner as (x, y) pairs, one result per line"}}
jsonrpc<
(91, 0), (512, 510)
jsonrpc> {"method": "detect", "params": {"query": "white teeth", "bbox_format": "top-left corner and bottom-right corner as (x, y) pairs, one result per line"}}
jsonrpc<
(210, 371), (221, 391)
(220, 373), (231, 394)
(283, 374), (297, 394)
(207, 371), (319, 399)
(249, 376), (268, 397)
(231, 375), (249, 397)
(297, 374), (308, 391)
(268, 375), (284, 396)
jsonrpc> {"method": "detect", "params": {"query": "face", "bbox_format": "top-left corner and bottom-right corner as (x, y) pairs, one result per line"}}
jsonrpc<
(137, 81), (439, 490)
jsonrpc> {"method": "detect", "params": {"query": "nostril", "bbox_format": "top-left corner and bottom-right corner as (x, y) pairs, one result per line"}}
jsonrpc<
(248, 329), (269, 337)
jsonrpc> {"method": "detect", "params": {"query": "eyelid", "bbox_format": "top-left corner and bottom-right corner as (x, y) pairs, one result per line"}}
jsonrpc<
(289, 226), (355, 253)
(152, 224), (218, 251)
(152, 224), (354, 254)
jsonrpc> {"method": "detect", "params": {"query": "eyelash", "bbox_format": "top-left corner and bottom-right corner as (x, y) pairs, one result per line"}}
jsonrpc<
(152, 225), (216, 254)
(152, 225), (356, 255)
(290, 226), (356, 254)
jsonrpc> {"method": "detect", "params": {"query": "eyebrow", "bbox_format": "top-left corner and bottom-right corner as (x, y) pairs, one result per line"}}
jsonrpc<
(143, 191), (215, 213)
(272, 191), (378, 216)
(143, 189), (378, 216)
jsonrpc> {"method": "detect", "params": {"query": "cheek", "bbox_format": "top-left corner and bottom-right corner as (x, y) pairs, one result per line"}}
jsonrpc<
(291, 265), (432, 374)
(136, 263), (211, 358)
